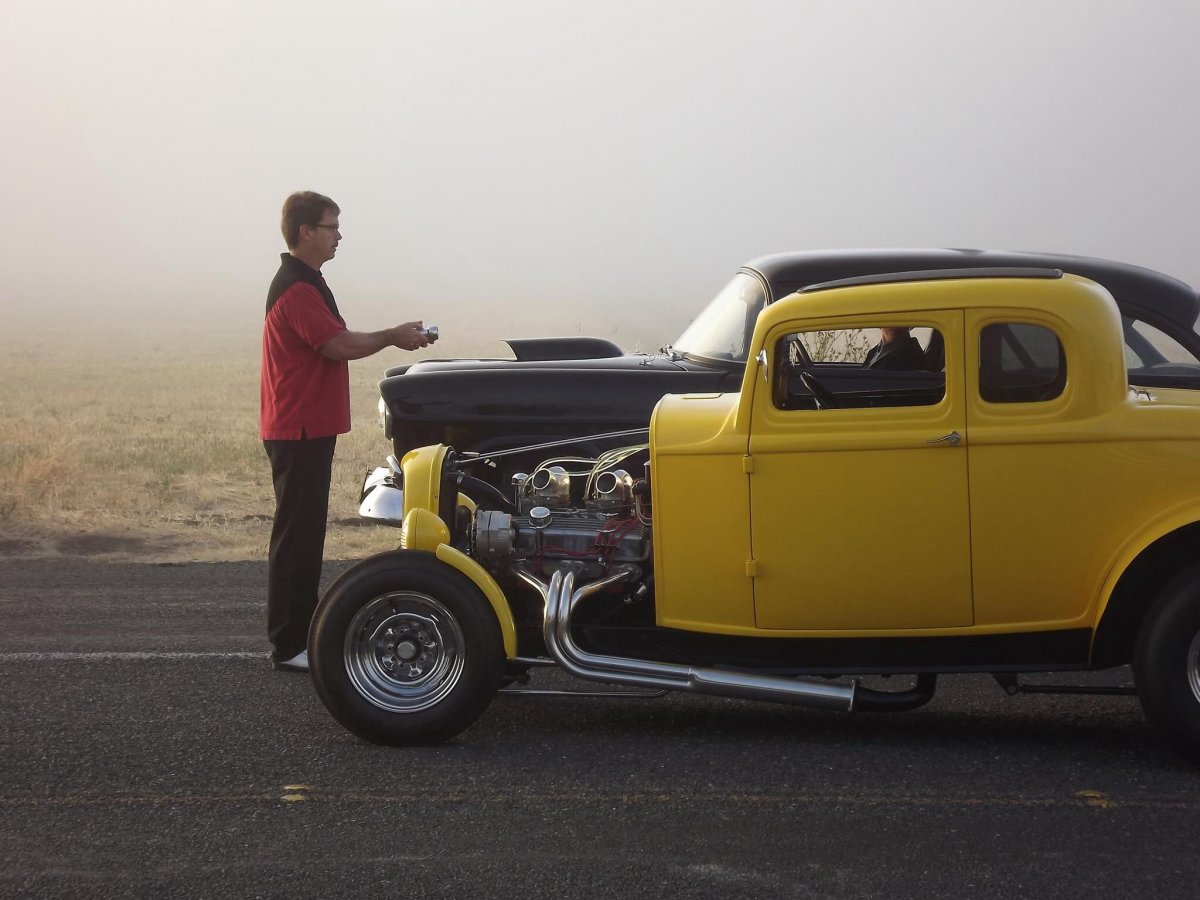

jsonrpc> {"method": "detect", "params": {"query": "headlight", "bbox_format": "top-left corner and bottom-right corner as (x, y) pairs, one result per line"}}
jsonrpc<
(377, 396), (391, 437)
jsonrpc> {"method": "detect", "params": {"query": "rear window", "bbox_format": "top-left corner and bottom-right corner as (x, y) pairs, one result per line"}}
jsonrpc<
(1123, 317), (1200, 367)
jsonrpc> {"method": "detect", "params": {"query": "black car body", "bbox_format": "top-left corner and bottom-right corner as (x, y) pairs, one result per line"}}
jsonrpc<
(379, 249), (1200, 486)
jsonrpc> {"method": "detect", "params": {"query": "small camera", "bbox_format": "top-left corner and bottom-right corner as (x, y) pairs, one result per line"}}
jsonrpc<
(417, 325), (439, 342)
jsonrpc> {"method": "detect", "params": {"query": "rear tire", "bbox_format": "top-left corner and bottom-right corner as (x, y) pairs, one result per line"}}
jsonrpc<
(1133, 563), (1200, 766)
(309, 551), (504, 745)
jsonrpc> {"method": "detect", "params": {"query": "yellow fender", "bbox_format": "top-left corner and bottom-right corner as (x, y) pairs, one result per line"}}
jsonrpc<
(434, 544), (518, 659)
(1095, 501), (1200, 629)
(397, 451), (519, 660)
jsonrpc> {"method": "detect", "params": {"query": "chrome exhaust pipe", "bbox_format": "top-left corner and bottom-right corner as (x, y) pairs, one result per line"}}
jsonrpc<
(514, 565), (856, 712)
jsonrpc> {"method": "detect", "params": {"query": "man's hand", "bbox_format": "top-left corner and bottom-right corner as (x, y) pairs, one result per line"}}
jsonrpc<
(390, 322), (430, 351)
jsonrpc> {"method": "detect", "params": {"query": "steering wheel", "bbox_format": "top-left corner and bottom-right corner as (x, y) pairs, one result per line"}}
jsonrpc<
(799, 370), (840, 410)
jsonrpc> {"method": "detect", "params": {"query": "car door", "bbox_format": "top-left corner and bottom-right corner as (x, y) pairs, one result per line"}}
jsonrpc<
(747, 311), (973, 630)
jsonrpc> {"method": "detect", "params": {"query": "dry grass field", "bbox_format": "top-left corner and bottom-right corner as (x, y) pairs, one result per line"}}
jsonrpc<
(0, 320), (491, 563)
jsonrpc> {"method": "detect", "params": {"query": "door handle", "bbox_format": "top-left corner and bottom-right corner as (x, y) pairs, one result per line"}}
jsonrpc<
(926, 430), (962, 447)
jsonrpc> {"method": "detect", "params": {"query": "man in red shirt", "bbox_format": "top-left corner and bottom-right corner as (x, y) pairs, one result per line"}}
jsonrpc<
(261, 191), (430, 672)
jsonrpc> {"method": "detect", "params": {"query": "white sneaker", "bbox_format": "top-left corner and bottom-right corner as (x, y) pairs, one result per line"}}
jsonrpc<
(273, 650), (309, 672)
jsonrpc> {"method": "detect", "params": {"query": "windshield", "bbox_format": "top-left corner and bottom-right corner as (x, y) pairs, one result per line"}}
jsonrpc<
(672, 272), (768, 363)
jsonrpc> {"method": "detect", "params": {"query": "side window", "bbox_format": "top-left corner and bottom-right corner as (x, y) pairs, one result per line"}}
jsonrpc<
(978, 323), (1065, 403)
(1123, 316), (1200, 368)
(795, 327), (874, 364)
(775, 326), (945, 410)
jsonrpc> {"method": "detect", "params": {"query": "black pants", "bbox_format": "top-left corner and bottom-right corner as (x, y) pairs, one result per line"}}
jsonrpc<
(264, 436), (337, 661)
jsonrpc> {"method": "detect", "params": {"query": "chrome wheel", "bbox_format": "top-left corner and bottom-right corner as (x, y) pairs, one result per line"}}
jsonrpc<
(344, 591), (466, 713)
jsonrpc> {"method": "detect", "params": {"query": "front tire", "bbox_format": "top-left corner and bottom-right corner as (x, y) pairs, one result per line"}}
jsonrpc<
(309, 551), (504, 745)
(1133, 563), (1200, 766)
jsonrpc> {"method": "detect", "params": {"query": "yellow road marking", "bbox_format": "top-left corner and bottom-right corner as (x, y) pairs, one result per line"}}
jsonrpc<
(281, 783), (314, 803)
(1075, 789), (1116, 809)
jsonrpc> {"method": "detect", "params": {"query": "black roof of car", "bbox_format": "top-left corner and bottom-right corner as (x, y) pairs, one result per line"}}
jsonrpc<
(745, 249), (1200, 337)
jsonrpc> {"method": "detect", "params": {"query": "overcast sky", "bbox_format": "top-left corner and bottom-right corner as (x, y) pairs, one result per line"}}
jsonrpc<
(3, 0), (1197, 350)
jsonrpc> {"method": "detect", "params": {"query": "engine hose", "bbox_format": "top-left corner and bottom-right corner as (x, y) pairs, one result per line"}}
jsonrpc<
(458, 474), (516, 513)
(852, 673), (938, 712)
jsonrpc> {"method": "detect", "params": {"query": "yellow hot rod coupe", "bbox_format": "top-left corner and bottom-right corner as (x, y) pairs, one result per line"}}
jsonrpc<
(309, 265), (1200, 763)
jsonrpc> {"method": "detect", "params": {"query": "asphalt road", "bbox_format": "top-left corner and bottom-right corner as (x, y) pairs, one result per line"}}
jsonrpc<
(2, 558), (1198, 899)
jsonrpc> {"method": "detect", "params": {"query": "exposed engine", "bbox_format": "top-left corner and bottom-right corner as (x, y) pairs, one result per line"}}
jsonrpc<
(469, 446), (652, 581)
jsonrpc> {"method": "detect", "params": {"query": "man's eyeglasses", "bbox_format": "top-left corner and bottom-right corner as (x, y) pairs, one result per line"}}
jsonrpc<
(312, 224), (340, 231)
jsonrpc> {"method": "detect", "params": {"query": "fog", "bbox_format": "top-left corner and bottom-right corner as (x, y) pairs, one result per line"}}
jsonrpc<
(3, 0), (1197, 351)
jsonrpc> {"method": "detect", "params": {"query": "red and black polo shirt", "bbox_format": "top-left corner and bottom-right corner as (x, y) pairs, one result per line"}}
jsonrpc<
(260, 254), (351, 440)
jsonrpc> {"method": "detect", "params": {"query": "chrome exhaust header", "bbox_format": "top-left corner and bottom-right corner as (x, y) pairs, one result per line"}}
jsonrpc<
(514, 565), (856, 712)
